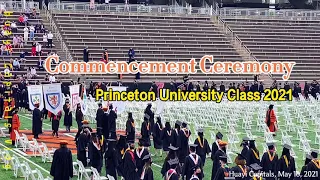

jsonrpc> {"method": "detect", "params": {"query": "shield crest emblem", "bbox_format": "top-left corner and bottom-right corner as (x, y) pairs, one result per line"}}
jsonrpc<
(72, 93), (79, 109)
(30, 94), (41, 107)
(46, 93), (61, 109)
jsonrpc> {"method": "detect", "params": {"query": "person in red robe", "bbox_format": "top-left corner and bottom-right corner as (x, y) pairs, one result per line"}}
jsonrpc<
(4, 97), (15, 119)
(265, 104), (277, 134)
(10, 107), (20, 146)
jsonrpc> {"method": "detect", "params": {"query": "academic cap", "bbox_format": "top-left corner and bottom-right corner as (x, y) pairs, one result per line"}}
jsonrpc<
(82, 120), (89, 124)
(60, 140), (68, 145)
(65, 99), (70, 103)
(283, 143), (292, 150)
(250, 163), (263, 171)
(107, 139), (117, 142)
(197, 128), (204, 133)
(267, 142), (275, 147)
(216, 132), (223, 139)
(242, 137), (250, 141)
(147, 103), (152, 106)
(311, 150), (318, 158)
(142, 154), (151, 161)
(189, 144), (198, 148)
(138, 138), (144, 145)
(249, 139), (255, 142)
(182, 122), (187, 126)
(168, 145), (179, 151)
(175, 120), (182, 126)
(236, 153), (246, 161)
(219, 155), (228, 162)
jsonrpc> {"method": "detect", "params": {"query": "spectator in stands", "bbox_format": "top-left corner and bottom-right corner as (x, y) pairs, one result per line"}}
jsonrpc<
(128, 48), (135, 60)
(43, 33), (48, 47)
(12, 58), (20, 71)
(31, 8), (37, 19)
(30, 67), (37, 78)
(38, 58), (44, 71)
(18, 35), (24, 48)
(49, 75), (56, 83)
(35, 23), (41, 33)
(3, 67), (10, 76)
(0, 44), (7, 55)
(5, 43), (12, 55)
(25, 8), (31, 17)
(83, 46), (89, 62)
(23, 14), (28, 26)
(29, 25), (35, 41)
(44, 74), (49, 81)
(23, 26), (28, 44)
(20, 52), (26, 63)
(47, 31), (53, 48)
(11, 21), (17, 33)
(13, 35), (19, 48)
(31, 40), (36, 56)
(18, 14), (24, 25)
(40, 23), (45, 33)
(36, 42), (42, 56)
(103, 49), (108, 62)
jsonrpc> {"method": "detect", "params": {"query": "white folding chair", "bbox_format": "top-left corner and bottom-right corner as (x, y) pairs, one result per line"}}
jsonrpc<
(36, 169), (52, 180)
(91, 167), (108, 180)
(76, 160), (92, 180)
(24, 161), (38, 180)
(12, 155), (27, 178)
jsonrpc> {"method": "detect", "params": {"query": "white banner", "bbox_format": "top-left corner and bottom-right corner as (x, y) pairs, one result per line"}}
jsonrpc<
(107, 86), (127, 114)
(80, 85), (88, 115)
(155, 89), (166, 115)
(27, 85), (44, 111)
(69, 84), (80, 111)
(43, 83), (63, 115)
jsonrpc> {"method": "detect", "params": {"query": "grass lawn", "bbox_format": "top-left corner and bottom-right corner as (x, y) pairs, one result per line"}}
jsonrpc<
(0, 101), (318, 180)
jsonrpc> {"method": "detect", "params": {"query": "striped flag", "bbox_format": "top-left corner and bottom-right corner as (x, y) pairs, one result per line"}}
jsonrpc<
(80, 85), (88, 115)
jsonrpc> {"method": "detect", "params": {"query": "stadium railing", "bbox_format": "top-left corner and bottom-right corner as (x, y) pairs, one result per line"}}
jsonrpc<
(0, 1), (39, 11)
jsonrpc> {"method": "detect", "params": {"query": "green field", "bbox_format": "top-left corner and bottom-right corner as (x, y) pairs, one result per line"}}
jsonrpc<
(0, 102), (318, 179)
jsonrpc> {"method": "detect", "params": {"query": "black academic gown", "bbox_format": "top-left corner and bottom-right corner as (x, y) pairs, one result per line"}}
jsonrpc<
(246, 149), (260, 165)
(212, 149), (226, 180)
(75, 108), (83, 129)
(96, 108), (104, 136)
(305, 160), (320, 180)
(134, 147), (150, 178)
(182, 154), (204, 180)
(161, 157), (181, 177)
(126, 118), (135, 142)
(300, 165), (308, 180)
(63, 105), (72, 126)
(108, 110), (117, 139)
(230, 165), (250, 180)
(144, 108), (154, 133)
(172, 129), (181, 149)
(241, 146), (249, 158)
(260, 151), (278, 180)
(105, 147), (118, 180)
(211, 141), (219, 158)
(213, 166), (230, 180)
(32, 108), (42, 136)
(162, 129), (173, 151)
(102, 112), (109, 139)
(123, 150), (138, 180)
(153, 122), (163, 149)
(76, 133), (89, 167)
(277, 155), (296, 180)
(194, 137), (211, 166)
(89, 142), (103, 173)
(141, 121), (151, 147)
(75, 125), (93, 142)
(179, 129), (191, 163)
(167, 172), (179, 180)
(50, 147), (73, 180)
(141, 167), (154, 180)
(0, 97), (3, 118)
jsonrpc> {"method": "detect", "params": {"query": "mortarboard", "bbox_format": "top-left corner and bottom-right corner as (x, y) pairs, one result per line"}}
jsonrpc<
(250, 163), (262, 171)
(147, 103), (152, 106)
(249, 139), (255, 142)
(82, 120), (89, 124)
(107, 139), (117, 142)
(219, 155), (228, 163)
(138, 138), (144, 145)
(267, 142), (275, 148)
(142, 154), (151, 161)
(60, 140), (68, 145)
(189, 144), (198, 148)
(168, 145), (179, 151)
(242, 137), (250, 141)
(197, 128), (204, 133)
(216, 132), (223, 139)
(311, 149), (318, 158)
(236, 153), (246, 161)
(175, 120), (182, 126)
(283, 144), (292, 150)
(65, 99), (70, 103)
(182, 122), (188, 126)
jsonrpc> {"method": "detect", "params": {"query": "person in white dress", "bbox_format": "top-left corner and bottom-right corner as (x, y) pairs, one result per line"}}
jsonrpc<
(43, 33), (48, 47)
(23, 26), (29, 44)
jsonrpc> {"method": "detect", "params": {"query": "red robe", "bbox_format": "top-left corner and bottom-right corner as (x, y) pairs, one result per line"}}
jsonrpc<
(4, 98), (15, 119)
(265, 109), (277, 132)
(10, 114), (20, 141)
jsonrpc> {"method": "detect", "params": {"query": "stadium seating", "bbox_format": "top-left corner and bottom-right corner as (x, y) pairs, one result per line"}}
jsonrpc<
(222, 17), (320, 81)
(52, 12), (255, 82)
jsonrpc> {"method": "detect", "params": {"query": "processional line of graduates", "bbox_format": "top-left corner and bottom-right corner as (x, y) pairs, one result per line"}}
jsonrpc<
(48, 101), (320, 180)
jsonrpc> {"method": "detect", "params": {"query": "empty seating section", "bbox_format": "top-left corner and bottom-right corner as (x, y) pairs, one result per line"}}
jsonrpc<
(223, 17), (320, 81)
(53, 13), (252, 82)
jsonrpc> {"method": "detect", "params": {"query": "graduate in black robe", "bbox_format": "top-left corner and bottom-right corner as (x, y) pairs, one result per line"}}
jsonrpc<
(213, 155), (230, 180)
(246, 139), (260, 165)
(75, 120), (92, 142)
(229, 153), (250, 180)
(0, 95), (4, 118)
(260, 143), (278, 180)
(135, 138), (150, 178)
(194, 128), (211, 166)
(75, 104), (83, 130)
(140, 154), (154, 180)
(249, 163), (265, 180)
(141, 116), (151, 147)
(161, 146), (181, 177)
(63, 100), (72, 132)
(211, 132), (223, 176)
(83, 47), (89, 63)
(50, 141), (73, 180)
(212, 141), (227, 180)
(162, 121), (173, 152)
(306, 150), (320, 180)
(105, 138), (118, 180)
(165, 168), (180, 180)
(123, 140), (138, 180)
(126, 112), (135, 142)
(277, 144), (296, 180)
(182, 144), (204, 180)
(52, 111), (62, 137)
(179, 122), (191, 164)
(172, 120), (182, 159)
(240, 137), (250, 158)
(96, 103), (104, 136)
(102, 107), (110, 140)
(300, 154), (312, 180)
(107, 104), (117, 139)
(88, 133), (103, 173)
(144, 103), (154, 134)
(76, 128), (90, 167)
(153, 116), (163, 156)
(116, 135), (127, 178)
(32, 103), (42, 139)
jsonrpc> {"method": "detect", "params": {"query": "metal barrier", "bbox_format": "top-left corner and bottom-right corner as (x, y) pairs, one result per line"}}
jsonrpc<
(0, 1), (39, 10)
